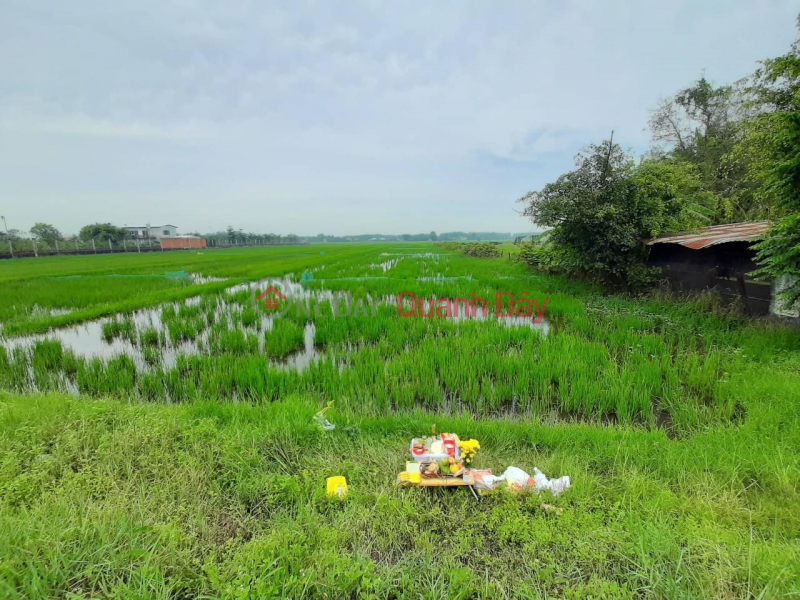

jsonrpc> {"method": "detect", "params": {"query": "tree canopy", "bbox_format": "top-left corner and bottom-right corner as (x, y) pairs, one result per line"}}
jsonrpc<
(29, 223), (62, 246)
(78, 223), (128, 243)
(519, 140), (712, 288)
(749, 18), (800, 304)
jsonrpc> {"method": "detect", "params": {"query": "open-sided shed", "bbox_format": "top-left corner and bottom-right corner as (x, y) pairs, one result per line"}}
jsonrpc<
(645, 222), (775, 316)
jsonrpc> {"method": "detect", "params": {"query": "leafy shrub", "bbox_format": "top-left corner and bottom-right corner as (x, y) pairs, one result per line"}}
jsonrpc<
(624, 264), (662, 293)
(436, 242), (501, 258)
(517, 241), (560, 271)
(517, 140), (713, 290)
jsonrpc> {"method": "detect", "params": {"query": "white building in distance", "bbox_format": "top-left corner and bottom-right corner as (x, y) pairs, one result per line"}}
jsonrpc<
(123, 225), (178, 240)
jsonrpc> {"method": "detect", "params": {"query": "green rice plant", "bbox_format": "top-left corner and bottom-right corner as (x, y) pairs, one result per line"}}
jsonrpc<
(161, 304), (177, 322)
(240, 306), (260, 329)
(0, 346), (30, 392)
(30, 339), (65, 392)
(101, 316), (136, 343)
(264, 320), (305, 358)
(138, 328), (162, 347)
(0, 346), (9, 389)
(142, 345), (162, 367)
(166, 316), (205, 344)
(138, 369), (167, 401)
(209, 328), (260, 356)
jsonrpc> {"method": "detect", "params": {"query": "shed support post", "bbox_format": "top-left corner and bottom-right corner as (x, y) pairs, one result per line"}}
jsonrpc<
(736, 276), (751, 316)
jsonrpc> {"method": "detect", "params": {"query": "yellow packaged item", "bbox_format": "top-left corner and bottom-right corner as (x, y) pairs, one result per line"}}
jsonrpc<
(326, 476), (348, 498)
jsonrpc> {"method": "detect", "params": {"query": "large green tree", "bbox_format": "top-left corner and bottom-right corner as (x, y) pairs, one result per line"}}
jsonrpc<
(78, 223), (128, 243)
(649, 78), (737, 156)
(518, 140), (713, 288)
(748, 19), (800, 307)
(0, 229), (22, 242)
(648, 77), (758, 221)
(29, 222), (62, 246)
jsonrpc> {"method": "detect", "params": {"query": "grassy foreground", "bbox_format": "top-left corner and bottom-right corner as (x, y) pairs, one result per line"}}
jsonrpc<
(0, 379), (798, 599)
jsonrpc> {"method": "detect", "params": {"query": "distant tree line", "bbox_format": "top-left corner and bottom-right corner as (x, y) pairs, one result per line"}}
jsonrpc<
(0, 222), (163, 256)
(518, 17), (800, 304)
(202, 227), (305, 246)
(310, 231), (538, 243)
(0, 223), (541, 255)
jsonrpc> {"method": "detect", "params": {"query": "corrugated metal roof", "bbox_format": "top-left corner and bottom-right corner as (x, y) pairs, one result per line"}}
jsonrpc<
(645, 221), (770, 250)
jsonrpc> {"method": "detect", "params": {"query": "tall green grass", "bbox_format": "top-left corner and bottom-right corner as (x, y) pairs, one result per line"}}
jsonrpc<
(0, 386), (796, 598)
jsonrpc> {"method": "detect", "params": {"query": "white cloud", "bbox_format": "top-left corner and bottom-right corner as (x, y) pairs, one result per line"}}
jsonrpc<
(0, 111), (212, 140)
(0, 0), (797, 235)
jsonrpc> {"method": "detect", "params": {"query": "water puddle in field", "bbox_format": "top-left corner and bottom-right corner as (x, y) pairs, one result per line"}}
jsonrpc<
(187, 272), (229, 284)
(31, 305), (74, 317)
(380, 252), (445, 258)
(0, 287), (336, 386)
(224, 282), (251, 295)
(416, 274), (473, 282)
(445, 311), (550, 334)
(268, 323), (321, 371)
(370, 259), (400, 272)
(1, 280), (550, 397)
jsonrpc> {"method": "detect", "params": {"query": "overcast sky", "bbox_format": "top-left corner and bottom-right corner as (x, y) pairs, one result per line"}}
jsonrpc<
(1, 1), (796, 237)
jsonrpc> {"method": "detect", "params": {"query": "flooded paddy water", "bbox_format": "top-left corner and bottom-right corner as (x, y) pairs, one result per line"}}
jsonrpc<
(1, 287), (326, 376)
(0, 247), (730, 430)
(0, 271), (551, 399)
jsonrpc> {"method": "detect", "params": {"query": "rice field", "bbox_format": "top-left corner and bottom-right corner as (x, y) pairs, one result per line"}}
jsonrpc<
(0, 244), (798, 598)
(0, 245), (793, 428)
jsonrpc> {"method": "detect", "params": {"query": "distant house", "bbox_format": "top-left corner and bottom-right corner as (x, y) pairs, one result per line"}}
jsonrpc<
(646, 221), (797, 319)
(123, 225), (178, 240)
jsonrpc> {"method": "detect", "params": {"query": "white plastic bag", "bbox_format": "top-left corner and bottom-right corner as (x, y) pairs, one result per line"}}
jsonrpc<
(533, 467), (571, 497)
(502, 466), (535, 490)
(474, 466), (571, 496)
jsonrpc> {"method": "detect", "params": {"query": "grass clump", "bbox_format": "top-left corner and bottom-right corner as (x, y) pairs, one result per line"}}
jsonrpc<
(101, 316), (136, 343)
(264, 320), (306, 358)
(138, 327), (162, 347)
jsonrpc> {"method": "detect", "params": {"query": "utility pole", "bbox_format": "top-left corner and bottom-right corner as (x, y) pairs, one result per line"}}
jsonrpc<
(1, 216), (13, 257)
